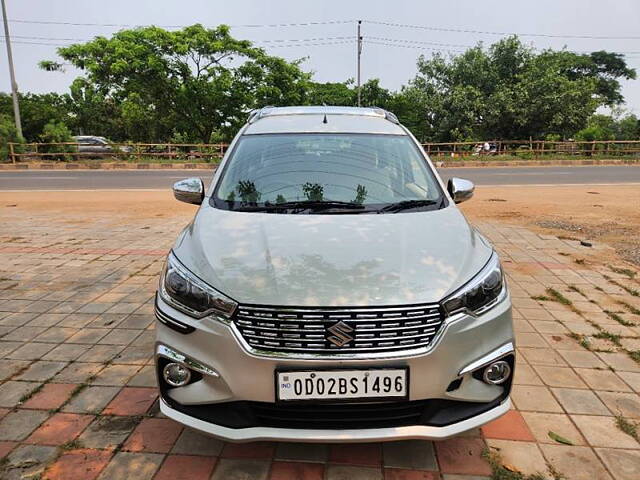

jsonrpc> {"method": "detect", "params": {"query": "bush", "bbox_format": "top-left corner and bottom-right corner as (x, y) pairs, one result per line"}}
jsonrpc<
(39, 120), (74, 160)
(0, 115), (24, 161)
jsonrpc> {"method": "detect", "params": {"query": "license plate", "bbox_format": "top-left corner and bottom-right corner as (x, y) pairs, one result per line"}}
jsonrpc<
(276, 368), (408, 401)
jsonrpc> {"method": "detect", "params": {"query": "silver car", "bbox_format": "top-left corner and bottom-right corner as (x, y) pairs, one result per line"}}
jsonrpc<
(155, 106), (514, 443)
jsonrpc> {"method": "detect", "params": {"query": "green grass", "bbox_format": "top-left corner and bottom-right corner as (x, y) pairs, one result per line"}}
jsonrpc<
(18, 383), (44, 404)
(531, 295), (552, 302)
(618, 301), (640, 316)
(546, 288), (572, 305)
(605, 275), (640, 297)
(593, 331), (622, 346)
(609, 265), (637, 279)
(59, 439), (83, 452)
(627, 350), (640, 364)
(604, 309), (636, 327)
(615, 414), (639, 441)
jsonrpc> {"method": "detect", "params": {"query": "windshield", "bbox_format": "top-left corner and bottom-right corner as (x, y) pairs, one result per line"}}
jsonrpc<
(213, 133), (445, 213)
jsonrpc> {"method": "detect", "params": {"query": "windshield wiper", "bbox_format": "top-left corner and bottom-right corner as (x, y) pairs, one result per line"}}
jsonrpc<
(263, 200), (366, 211)
(377, 199), (441, 213)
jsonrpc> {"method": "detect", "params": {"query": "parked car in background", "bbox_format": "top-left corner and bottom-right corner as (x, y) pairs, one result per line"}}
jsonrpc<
(155, 106), (514, 443)
(73, 136), (132, 154)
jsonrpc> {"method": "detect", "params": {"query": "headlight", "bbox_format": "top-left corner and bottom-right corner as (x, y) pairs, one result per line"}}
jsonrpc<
(159, 252), (237, 320)
(441, 253), (504, 316)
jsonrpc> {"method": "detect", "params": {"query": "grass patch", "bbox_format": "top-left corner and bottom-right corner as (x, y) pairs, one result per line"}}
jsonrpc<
(567, 332), (591, 350)
(609, 265), (637, 279)
(483, 448), (551, 480)
(18, 383), (44, 404)
(618, 301), (640, 316)
(605, 275), (640, 297)
(615, 414), (639, 441)
(593, 331), (622, 346)
(531, 295), (552, 302)
(627, 350), (640, 364)
(567, 285), (586, 297)
(604, 310), (636, 327)
(546, 288), (572, 306)
(59, 439), (83, 452)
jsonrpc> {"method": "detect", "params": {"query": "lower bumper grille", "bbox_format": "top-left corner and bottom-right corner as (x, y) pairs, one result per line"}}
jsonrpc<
(163, 396), (506, 430)
(233, 303), (445, 356)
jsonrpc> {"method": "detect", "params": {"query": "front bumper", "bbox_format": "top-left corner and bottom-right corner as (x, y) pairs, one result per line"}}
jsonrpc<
(160, 396), (511, 443)
(154, 292), (514, 442)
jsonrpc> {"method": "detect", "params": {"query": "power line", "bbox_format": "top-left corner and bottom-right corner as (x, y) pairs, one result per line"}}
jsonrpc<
(6, 18), (355, 29)
(7, 16), (640, 41)
(363, 20), (640, 41)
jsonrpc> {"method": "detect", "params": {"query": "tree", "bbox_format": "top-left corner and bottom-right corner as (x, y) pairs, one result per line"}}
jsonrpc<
(41, 25), (311, 142)
(0, 114), (24, 161)
(406, 37), (636, 141)
(0, 92), (72, 142)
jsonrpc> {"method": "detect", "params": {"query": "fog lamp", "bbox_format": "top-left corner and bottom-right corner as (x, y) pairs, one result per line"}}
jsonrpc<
(482, 360), (511, 385)
(163, 362), (191, 387)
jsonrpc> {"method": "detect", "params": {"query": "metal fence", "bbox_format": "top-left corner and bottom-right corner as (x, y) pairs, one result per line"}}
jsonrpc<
(5, 140), (640, 163)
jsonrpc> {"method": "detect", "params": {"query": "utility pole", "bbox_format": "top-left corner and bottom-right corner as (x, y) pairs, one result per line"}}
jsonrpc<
(1, 0), (22, 138)
(356, 20), (362, 107)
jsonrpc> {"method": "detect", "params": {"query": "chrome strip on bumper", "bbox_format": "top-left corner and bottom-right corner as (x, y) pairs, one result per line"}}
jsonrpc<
(160, 397), (511, 443)
(458, 342), (515, 377)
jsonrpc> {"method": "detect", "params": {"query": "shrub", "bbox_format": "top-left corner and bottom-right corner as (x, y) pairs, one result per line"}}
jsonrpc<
(39, 120), (74, 160)
(0, 114), (24, 161)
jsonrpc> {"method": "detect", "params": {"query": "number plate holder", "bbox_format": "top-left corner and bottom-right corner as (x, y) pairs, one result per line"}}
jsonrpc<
(275, 367), (409, 403)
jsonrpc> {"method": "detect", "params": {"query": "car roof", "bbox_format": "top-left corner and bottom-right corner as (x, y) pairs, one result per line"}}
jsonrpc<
(243, 106), (406, 135)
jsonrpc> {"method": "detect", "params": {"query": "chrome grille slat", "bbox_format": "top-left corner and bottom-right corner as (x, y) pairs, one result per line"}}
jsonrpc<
(234, 302), (445, 356)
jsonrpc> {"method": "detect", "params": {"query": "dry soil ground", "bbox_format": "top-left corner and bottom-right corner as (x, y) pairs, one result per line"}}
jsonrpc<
(460, 185), (640, 267)
(3, 184), (639, 268)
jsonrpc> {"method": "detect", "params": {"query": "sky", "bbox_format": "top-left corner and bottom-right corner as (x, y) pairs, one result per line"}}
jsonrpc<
(1, 0), (639, 114)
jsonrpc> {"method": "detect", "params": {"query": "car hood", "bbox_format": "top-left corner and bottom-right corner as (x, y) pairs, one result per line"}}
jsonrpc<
(172, 204), (493, 307)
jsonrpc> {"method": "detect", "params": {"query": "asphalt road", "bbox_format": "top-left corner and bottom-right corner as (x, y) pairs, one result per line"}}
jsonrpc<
(1, 165), (640, 191)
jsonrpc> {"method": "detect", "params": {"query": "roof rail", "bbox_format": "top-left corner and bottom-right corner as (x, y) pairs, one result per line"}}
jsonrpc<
(247, 106), (276, 124)
(247, 106), (401, 125)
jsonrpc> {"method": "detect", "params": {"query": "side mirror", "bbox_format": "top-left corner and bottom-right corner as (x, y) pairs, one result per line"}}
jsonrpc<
(173, 178), (204, 205)
(447, 177), (475, 204)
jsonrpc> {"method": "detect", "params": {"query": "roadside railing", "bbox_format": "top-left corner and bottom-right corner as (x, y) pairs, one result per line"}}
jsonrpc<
(423, 140), (640, 158)
(5, 140), (640, 163)
(5, 142), (229, 163)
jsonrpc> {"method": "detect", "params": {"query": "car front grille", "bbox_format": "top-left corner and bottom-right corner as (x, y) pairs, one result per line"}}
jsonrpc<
(232, 303), (445, 355)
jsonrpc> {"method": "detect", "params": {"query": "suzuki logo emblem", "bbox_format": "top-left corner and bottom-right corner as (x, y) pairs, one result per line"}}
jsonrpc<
(326, 321), (354, 347)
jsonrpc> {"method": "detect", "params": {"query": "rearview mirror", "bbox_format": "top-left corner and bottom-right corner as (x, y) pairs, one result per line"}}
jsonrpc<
(447, 177), (474, 204)
(173, 178), (204, 205)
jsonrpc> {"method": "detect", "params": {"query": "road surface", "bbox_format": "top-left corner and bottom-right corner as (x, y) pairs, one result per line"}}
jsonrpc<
(1, 165), (639, 191)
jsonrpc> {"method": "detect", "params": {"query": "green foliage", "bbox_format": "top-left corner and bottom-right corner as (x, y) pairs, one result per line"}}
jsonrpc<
(20, 27), (636, 145)
(39, 120), (74, 159)
(48, 24), (311, 142)
(0, 92), (71, 142)
(0, 114), (24, 161)
(405, 36), (635, 141)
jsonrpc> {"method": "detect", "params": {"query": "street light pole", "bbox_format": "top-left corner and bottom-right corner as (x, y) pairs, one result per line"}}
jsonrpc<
(356, 20), (362, 107)
(1, 0), (22, 138)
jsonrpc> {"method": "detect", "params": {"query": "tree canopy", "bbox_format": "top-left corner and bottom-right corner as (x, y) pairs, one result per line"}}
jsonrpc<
(403, 37), (636, 141)
(46, 24), (311, 142)
(1, 27), (635, 145)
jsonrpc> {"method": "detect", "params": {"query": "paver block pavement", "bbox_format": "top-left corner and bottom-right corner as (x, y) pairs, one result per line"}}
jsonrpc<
(434, 437), (491, 476)
(595, 448), (640, 480)
(25, 412), (93, 446)
(43, 448), (112, 480)
(123, 417), (183, 453)
(153, 454), (217, 480)
(270, 461), (324, 480)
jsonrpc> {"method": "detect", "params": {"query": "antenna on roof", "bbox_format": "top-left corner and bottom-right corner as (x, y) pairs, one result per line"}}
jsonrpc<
(322, 114), (328, 124)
